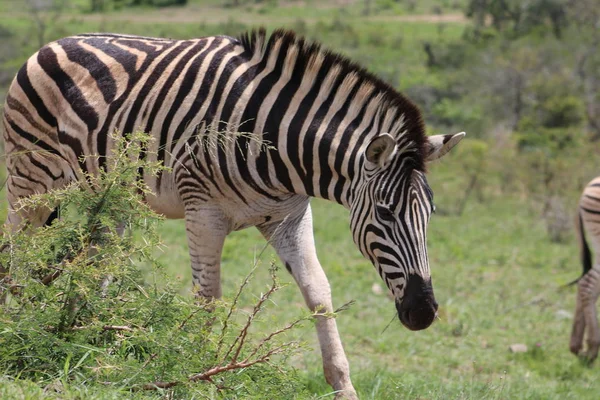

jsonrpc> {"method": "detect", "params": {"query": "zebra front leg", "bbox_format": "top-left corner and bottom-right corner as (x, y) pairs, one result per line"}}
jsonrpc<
(184, 205), (230, 299)
(258, 203), (357, 400)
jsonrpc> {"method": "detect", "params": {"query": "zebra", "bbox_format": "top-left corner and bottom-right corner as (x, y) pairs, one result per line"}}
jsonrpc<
(571, 177), (600, 362)
(1, 29), (465, 398)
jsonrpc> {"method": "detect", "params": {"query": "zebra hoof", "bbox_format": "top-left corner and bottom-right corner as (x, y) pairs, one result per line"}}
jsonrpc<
(334, 390), (359, 400)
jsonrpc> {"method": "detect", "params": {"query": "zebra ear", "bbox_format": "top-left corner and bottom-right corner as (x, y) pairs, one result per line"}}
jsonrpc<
(365, 133), (398, 168)
(425, 132), (465, 162)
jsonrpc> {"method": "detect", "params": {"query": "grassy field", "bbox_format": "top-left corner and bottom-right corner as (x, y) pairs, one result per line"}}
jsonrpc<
(1, 1), (599, 399)
(135, 156), (596, 399)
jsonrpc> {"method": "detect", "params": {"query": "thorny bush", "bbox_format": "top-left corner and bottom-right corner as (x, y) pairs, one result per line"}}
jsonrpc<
(0, 132), (310, 399)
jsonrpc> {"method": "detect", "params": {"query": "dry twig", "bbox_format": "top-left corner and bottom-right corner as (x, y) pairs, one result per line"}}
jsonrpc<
(221, 267), (280, 364)
(137, 267), (305, 393)
(102, 325), (134, 332)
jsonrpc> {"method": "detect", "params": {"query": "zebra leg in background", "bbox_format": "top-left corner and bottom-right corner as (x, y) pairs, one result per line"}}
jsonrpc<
(571, 182), (600, 361)
(184, 204), (229, 299)
(258, 202), (357, 400)
(570, 285), (586, 355)
(575, 266), (600, 361)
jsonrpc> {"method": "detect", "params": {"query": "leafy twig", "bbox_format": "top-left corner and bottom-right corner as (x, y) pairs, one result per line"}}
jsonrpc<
(221, 266), (280, 364)
(244, 318), (307, 363)
(216, 242), (271, 357)
(137, 268), (305, 393)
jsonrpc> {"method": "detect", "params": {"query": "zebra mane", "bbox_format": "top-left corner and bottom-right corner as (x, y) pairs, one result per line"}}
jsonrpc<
(237, 28), (428, 171)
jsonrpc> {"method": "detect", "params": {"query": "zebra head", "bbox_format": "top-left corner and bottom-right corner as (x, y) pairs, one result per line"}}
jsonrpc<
(350, 132), (465, 331)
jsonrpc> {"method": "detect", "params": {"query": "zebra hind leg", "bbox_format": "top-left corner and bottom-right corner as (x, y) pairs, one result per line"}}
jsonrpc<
(579, 266), (600, 362)
(570, 286), (586, 356)
(570, 266), (600, 362)
(183, 204), (229, 300)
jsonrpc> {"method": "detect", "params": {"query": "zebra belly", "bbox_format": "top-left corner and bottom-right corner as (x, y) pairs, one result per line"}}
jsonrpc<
(222, 194), (310, 232)
(143, 170), (186, 219)
(145, 191), (185, 219)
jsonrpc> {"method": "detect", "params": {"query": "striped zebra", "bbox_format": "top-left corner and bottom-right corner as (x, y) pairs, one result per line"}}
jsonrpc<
(1, 29), (465, 398)
(571, 177), (600, 362)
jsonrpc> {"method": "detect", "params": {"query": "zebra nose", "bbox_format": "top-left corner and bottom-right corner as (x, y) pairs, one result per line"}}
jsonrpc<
(396, 275), (438, 331)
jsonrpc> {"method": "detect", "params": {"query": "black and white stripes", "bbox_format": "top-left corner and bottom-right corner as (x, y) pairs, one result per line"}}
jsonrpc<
(571, 177), (600, 362)
(2, 29), (465, 397)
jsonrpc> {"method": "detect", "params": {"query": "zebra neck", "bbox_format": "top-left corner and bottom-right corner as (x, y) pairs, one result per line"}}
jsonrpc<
(272, 120), (372, 210)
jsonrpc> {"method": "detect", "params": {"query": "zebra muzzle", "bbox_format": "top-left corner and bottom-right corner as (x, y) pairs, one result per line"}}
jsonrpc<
(396, 275), (438, 331)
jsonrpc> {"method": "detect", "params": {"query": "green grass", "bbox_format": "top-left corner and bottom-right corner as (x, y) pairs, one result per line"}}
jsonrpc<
(137, 156), (597, 399)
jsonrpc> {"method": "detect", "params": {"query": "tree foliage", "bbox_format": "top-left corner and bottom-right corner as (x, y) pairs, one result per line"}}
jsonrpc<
(465, 0), (568, 39)
(90, 0), (187, 12)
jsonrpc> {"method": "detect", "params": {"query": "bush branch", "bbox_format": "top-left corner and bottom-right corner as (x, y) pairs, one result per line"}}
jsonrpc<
(102, 325), (134, 332)
(244, 318), (307, 363)
(216, 242), (270, 356)
(190, 343), (297, 383)
(139, 381), (180, 390)
(221, 266), (280, 364)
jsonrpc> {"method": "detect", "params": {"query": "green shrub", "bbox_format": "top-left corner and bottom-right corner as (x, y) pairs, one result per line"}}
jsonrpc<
(89, 0), (187, 12)
(539, 95), (585, 129)
(515, 125), (577, 153)
(0, 132), (309, 399)
(430, 97), (483, 134)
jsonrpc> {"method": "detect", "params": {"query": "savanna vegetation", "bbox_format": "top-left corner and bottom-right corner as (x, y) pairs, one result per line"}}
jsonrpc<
(1, 0), (599, 399)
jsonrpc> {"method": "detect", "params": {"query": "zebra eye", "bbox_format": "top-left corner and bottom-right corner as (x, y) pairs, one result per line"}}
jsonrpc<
(376, 205), (395, 222)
